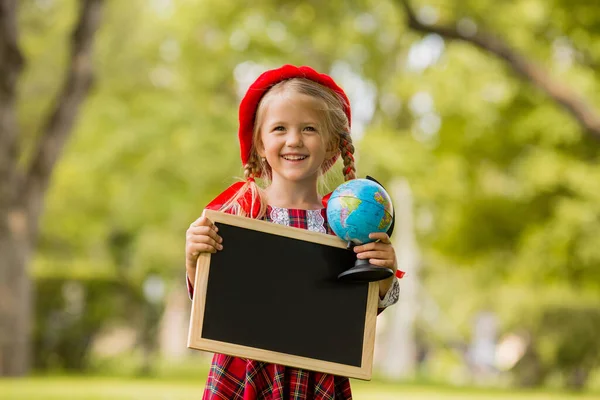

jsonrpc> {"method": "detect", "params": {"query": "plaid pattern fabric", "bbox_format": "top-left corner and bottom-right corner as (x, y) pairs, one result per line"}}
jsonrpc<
(202, 207), (352, 399)
(265, 206), (334, 235)
(203, 354), (352, 400)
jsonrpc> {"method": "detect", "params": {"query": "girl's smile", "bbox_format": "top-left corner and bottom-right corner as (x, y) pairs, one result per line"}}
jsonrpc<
(281, 153), (308, 161)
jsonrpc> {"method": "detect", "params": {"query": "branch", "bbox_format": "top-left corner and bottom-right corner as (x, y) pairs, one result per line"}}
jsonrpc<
(0, 0), (25, 188)
(398, 0), (600, 141)
(23, 0), (104, 217)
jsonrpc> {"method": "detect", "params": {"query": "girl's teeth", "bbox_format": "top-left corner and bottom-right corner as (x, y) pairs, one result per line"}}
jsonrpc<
(283, 155), (307, 160)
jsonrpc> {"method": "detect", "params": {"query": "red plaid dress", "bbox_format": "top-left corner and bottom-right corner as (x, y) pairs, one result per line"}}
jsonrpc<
(200, 206), (353, 400)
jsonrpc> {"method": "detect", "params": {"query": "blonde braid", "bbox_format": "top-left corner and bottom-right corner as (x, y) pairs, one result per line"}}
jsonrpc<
(243, 156), (261, 180)
(340, 132), (356, 181)
(221, 154), (267, 219)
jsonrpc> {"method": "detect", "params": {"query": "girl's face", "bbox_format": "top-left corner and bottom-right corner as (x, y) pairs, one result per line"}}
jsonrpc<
(257, 90), (332, 186)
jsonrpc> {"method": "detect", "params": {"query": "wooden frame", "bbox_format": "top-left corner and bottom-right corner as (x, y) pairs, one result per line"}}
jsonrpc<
(187, 209), (379, 380)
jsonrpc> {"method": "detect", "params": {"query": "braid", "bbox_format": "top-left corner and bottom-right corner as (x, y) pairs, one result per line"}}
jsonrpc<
(222, 153), (268, 219)
(339, 132), (356, 181)
(243, 163), (254, 180)
(243, 156), (261, 180)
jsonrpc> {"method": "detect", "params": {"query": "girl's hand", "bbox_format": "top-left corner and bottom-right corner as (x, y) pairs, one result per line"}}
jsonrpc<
(353, 232), (397, 298)
(185, 214), (223, 287)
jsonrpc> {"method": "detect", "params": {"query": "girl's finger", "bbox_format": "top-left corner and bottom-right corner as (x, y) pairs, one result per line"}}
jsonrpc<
(189, 235), (223, 250)
(189, 243), (219, 255)
(189, 215), (218, 231)
(366, 258), (395, 268)
(188, 226), (222, 242)
(356, 250), (390, 260)
(368, 232), (391, 244)
(353, 241), (391, 253)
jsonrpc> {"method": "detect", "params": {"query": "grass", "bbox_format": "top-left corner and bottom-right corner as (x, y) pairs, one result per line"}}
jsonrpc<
(1, 375), (598, 400)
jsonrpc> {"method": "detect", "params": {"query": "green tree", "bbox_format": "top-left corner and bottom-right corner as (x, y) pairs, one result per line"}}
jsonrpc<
(360, 0), (600, 387)
(0, 0), (104, 375)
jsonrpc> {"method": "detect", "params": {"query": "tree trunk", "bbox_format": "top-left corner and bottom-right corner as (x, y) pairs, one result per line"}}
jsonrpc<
(0, 0), (104, 375)
(0, 206), (32, 376)
(0, 0), (29, 376)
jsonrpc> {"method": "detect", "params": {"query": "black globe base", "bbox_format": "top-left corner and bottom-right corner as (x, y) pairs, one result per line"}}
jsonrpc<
(337, 258), (394, 283)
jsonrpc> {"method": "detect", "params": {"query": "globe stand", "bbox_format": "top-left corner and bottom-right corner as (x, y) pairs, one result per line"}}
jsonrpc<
(337, 242), (394, 283)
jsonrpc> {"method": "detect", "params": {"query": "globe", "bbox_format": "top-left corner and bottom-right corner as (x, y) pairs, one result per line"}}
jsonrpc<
(326, 178), (394, 245)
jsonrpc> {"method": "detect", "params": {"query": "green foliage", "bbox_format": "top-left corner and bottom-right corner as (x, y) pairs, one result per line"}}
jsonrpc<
(539, 307), (600, 384)
(511, 304), (600, 390)
(33, 277), (137, 371)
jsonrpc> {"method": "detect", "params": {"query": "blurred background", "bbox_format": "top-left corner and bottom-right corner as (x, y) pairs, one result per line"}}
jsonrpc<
(1, 0), (599, 399)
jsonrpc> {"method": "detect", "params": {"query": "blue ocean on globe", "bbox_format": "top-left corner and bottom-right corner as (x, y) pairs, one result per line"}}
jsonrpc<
(326, 179), (394, 245)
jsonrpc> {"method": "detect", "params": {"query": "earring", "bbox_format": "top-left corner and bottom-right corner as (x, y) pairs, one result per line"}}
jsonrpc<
(261, 157), (266, 163)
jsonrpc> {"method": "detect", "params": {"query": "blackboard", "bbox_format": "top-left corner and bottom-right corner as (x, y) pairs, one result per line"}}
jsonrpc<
(187, 210), (378, 380)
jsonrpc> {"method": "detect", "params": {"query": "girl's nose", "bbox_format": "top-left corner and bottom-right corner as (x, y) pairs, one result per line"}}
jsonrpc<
(286, 130), (304, 147)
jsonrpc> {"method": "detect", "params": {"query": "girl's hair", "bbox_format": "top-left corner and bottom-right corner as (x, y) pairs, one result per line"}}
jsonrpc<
(221, 78), (356, 219)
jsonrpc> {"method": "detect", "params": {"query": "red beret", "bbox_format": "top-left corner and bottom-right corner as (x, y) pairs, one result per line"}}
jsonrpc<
(238, 64), (352, 171)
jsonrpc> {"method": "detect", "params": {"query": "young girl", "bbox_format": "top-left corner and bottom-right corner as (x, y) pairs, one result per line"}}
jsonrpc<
(185, 65), (402, 400)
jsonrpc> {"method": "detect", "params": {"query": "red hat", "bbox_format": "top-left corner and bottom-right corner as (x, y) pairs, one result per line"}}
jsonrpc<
(238, 64), (352, 174)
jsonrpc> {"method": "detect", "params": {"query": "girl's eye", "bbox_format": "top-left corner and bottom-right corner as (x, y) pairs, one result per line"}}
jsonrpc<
(273, 126), (285, 131)
(304, 126), (317, 132)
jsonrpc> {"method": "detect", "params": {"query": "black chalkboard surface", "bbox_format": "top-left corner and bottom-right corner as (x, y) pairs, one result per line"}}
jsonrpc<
(187, 210), (378, 380)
